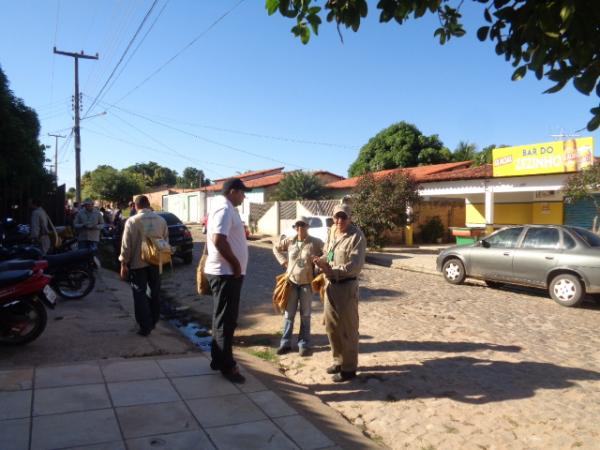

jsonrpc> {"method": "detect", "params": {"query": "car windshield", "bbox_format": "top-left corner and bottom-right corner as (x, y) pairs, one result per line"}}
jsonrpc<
(484, 227), (524, 248)
(308, 217), (322, 228)
(567, 227), (600, 247)
(159, 213), (182, 226)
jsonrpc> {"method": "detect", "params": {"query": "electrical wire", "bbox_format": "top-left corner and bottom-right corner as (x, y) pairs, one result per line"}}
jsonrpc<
(112, 0), (246, 105)
(98, 100), (307, 169)
(84, 0), (160, 118)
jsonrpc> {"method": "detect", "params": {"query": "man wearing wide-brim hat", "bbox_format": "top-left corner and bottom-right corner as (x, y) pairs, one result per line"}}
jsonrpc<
(273, 215), (324, 356)
(73, 198), (104, 251)
(313, 203), (366, 382)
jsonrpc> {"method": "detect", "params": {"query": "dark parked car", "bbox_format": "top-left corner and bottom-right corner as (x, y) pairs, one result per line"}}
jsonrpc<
(156, 212), (193, 264)
(436, 225), (600, 307)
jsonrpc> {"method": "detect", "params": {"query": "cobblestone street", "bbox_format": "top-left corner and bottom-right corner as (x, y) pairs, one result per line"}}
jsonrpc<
(166, 238), (600, 449)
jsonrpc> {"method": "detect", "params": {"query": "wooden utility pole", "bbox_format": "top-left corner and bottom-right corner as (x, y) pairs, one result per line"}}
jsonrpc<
(48, 133), (66, 182)
(53, 47), (98, 203)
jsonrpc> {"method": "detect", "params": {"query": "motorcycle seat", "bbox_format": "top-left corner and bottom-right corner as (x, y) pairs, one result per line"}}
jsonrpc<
(0, 270), (32, 288)
(45, 249), (94, 268)
(0, 260), (36, 272)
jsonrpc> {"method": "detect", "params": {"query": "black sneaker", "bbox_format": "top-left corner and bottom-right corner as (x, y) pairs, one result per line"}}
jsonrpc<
(326, 364), (341, 374)
(136, 329), (151, 337)
(221, 367), (245, 384)
(210, 360), (221, 371)
(332, 371), (356, 382)
(299, 347), (311, 357)
(276, 346), (291, 355)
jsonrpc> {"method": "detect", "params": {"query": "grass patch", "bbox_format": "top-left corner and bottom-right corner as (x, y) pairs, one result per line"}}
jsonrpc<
(250, 347), (278, 362)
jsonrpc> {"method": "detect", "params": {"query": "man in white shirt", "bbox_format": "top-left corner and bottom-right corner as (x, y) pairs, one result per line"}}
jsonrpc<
(205, 178), (250, 384)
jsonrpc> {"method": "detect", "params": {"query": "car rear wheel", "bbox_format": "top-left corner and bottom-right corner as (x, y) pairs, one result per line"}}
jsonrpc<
(549, 273), (584, 307)
(484, 280), (503, 289)
(442, 258), (466, 285)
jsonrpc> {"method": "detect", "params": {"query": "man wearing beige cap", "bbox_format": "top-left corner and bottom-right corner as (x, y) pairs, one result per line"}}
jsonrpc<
(273, 215), (323, 356)
(313, 203), (366, 382)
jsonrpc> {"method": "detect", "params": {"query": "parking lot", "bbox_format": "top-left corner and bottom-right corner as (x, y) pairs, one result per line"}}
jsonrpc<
(165, 240), (600, 449)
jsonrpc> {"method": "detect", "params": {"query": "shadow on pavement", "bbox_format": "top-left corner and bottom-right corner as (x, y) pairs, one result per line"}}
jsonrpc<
(310, 356), (600, 405)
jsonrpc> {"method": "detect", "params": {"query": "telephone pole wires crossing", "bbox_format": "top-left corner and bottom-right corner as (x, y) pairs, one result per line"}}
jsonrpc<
(53, 47), (98, 203)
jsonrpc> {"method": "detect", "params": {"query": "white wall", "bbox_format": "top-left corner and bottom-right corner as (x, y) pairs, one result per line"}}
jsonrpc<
(257, 202), (279, 236)
(164, 192), (206, 223)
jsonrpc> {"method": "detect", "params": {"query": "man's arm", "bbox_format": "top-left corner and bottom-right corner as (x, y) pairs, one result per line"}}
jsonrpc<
(118, 220), (133, 280)
(213, 233), (241, 278)
(273, 237), (290, 267)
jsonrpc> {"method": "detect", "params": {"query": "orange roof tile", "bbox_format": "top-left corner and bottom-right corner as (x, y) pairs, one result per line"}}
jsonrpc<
(420, 164), (492, 182)
(326, 161), (473, 189)
(212, 167), (284, 183)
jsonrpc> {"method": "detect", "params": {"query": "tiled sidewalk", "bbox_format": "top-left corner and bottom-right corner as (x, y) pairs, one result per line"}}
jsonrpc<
(0, 355), (337, 450)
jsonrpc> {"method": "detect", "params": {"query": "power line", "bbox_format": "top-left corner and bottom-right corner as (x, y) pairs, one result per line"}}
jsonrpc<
(83, 0), (160, 118)
(112, 0), (246, 105)
(102, 101), (306, 169)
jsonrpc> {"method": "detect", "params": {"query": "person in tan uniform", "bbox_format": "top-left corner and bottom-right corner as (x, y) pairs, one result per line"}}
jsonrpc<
(119, 195), (168, 336)
(313, 204), (366, 382)
(273, 216), (323, 356)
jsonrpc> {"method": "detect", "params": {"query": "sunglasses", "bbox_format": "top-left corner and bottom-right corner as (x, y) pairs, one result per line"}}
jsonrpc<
(294, 223), (307, 228)
(334, 214), (348, 221)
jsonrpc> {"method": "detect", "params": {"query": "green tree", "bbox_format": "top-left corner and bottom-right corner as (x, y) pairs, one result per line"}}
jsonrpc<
(0, 65), (54, 217)
(267, 0), (600, 131)
(82, 165), (145, 206)
(564, 163), (600, 233)
(473, 144), (510, 166)
(66, 187), (76, 201)
(123, 161), (177, 188)
(177, 167), (211, 188)
(273, 171), (325, 200)
(348, 121), (450, 177)
(452, 141), (478, 162)
(352, 172), (420, 247)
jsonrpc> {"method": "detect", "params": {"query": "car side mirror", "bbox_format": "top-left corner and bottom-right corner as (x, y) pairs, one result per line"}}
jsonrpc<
(481, 240), (491, 248)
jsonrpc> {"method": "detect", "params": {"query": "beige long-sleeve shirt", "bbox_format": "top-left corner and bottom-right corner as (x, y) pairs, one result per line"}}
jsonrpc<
(273, 235), (323, 285)
(119, 209), (168, 269)
(320, 223), (366, 282)
(74, 208), (104, 242)
(30, 207), (49, 239)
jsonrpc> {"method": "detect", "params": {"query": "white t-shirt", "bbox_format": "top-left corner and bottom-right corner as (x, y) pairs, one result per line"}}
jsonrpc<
(205, 196), (248, 276)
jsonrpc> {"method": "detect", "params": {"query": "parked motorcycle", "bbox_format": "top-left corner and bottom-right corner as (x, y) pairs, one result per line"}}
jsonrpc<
(0, 246), (97, 300)
(0, 260), (56, 345)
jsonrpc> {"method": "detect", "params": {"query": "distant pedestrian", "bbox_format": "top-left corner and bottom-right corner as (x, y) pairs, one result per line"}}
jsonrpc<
(205, 178), (250, 383)
(29, 199), (51, 255)
(313, 204), (366, 382)
(119, 195), (168, 336)
(128, 201), (137, 217)
(73, 199), (103, 251)
(273, 216), (323, 356)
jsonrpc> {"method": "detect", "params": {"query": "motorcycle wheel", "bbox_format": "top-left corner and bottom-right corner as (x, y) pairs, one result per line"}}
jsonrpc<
(0, 297), (48, 345)
(54, 268), (96, 299)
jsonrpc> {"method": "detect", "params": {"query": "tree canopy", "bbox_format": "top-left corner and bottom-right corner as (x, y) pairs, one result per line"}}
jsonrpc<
(0, 65), (54, 218)
(123, 161), (177, 188)
(564, 163), (600, 233)
(273, 171), (325, 200)
(352, 172), (420, 247)
(348, 121), (451, 177)
(267, 0), (600, 131)
(177, 167), (211, 188)
(82, 165), (145, 206)
(452, 141), (478, 162)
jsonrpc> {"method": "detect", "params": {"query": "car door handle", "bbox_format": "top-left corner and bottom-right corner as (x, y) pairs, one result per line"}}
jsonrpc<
(503, 252), (511, 256)
(545, 256), (554, 260)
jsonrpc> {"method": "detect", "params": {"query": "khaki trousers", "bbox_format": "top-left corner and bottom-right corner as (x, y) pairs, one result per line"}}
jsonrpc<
(323, 280), (359, 372)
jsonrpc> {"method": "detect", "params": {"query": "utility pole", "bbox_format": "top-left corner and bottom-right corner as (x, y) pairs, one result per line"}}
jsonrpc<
(53, 47), (98, 203)
(48, 133), (66, 183)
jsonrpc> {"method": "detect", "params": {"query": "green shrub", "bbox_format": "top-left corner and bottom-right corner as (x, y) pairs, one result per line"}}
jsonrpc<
(419, 216), (445, 243)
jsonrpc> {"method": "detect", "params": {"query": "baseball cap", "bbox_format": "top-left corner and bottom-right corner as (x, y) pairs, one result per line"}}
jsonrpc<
(332, 203), (351, 218)
(293, 216), (309, 227)
(222, 178), (251, 194)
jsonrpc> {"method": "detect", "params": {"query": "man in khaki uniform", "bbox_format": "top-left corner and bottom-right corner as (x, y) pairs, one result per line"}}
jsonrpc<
(30, 199), (51, 255)
(273, 216), (323, 356)
(314, 204), (366, 382)
(119, 195), (168, 336)
(73, 198), (104, 251)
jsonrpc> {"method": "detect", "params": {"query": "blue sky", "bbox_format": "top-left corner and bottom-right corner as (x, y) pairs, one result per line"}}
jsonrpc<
(2, 0), (598, 188)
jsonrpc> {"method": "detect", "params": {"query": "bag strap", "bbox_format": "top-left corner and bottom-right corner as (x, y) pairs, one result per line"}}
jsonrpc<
(46, 213), (59, 247)
(285, 239), (306, 277)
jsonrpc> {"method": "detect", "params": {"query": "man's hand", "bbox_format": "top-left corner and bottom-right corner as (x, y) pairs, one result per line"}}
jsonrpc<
(233, 261), (242, 278)
(120, 263), (129, 281)
(313, 257), (333, 277)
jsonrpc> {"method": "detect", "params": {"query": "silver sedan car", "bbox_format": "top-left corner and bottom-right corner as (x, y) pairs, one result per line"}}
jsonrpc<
(436, 225), (600, 307)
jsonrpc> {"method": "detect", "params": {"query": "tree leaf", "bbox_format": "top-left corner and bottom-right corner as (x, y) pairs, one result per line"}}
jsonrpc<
(587, 110), (600, 131)
(477, 26), (489, 41)
(484, 7), (492, 23)
(266, 0), (280, 15)
(511, 65), (527, 81)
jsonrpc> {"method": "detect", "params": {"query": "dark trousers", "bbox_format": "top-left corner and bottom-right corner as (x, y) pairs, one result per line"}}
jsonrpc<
(130, 265), (161, 332)
(206, 274), (244, 371)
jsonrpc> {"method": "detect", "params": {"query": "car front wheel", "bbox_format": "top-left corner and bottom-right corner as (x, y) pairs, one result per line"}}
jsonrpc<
(549, 273), (584, 307)
(442, 258), (466, 285)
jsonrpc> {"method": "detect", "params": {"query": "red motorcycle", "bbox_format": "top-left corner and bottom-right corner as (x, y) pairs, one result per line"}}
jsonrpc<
(0, 260), (56, 345)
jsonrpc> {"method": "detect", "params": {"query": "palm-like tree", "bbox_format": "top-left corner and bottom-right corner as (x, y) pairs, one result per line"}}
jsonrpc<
(452, 141), (478, 162)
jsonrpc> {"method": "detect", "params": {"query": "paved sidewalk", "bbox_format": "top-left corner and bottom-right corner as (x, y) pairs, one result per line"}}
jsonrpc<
(0, 353), (369, 450)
